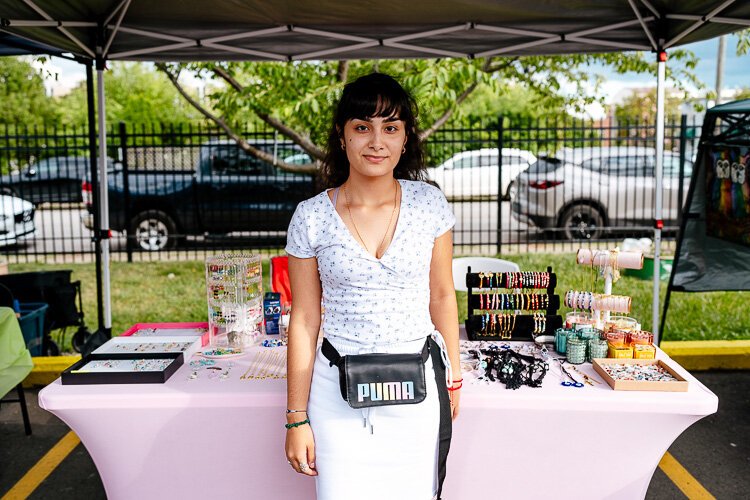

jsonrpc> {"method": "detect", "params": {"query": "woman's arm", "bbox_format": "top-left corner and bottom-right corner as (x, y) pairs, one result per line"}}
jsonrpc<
(429, 230), (461, 419)
(285, 255), (322, 475)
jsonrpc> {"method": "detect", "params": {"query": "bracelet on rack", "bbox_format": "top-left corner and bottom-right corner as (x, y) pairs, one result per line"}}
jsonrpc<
(285, 418), (310, 429)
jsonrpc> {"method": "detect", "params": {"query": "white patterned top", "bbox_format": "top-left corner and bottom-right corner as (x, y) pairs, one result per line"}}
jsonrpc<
(285, 180), (456, 349)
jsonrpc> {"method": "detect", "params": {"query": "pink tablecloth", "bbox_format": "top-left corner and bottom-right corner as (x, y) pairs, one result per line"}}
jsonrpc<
(39, 342), (717, 500)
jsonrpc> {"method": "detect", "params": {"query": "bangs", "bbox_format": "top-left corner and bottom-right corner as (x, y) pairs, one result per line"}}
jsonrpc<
(346, 94), (404, 121)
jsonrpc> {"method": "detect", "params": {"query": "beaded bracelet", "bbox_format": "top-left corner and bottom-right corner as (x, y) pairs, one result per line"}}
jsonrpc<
(285, 418), (310, 429)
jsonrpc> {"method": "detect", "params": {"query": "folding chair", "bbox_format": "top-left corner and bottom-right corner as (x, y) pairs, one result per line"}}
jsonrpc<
(0, 307), (33, 435)
(270, 256), (292, 308)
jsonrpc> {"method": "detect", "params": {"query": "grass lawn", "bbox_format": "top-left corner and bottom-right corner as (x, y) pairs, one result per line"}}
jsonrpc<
(12, 253), (749, 352)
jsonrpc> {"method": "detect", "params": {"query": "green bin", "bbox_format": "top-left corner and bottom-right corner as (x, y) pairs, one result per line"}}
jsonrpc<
(623, 256), (673, 281)
(19, 302), (48, 356)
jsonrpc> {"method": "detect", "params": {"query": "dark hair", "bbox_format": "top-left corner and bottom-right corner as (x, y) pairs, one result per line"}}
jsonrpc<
(322, 73), (426, 188)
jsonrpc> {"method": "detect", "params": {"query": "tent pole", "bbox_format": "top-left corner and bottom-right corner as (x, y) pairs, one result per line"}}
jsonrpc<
(652, 49), (667, 344)
(96, 59), (112, 334)
(85, 60), (104, 331)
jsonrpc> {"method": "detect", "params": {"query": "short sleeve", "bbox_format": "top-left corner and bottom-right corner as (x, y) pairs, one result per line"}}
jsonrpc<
(285, 203), (315, 258)
(433, 187), (456, 238)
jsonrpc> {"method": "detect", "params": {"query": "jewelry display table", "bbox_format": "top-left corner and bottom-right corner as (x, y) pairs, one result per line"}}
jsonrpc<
(39, 338), (717, 500)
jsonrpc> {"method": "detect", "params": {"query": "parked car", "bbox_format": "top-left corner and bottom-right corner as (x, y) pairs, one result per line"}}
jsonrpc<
(0, 195), (35, 247)
(427, 148), (536, 201)
(82, 140), (316, 251)
(511, 147), (693, 240)
(0, 156), (115, 205)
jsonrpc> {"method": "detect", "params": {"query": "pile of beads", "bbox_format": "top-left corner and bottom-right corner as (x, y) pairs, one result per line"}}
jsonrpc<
(261, 338), (286, 347)
(201, 347), (243, 357)
(600, 363), (678, 382)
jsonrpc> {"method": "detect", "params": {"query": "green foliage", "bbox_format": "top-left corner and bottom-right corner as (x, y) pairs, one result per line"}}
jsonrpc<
(0, 57), (59, 126)
(614, 88), (683, 125)
(55, 62), (201, 127)
(736, 29), (750, 56)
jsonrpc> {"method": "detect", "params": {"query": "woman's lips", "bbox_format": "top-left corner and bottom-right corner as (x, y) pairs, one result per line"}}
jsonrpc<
(363, 155), (388, 163)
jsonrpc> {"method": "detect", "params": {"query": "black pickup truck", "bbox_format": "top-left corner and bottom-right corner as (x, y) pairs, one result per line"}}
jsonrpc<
(82, 140), (317, 251)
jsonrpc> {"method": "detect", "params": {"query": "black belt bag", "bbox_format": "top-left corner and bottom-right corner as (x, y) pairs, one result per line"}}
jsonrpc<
(321, 337), (430, 409)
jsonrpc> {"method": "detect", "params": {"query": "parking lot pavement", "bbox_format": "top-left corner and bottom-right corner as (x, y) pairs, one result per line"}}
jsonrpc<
(1, 370), (747, 499)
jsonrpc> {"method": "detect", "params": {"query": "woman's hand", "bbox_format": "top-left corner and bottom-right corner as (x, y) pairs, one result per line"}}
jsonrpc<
(449, 387), (461, 421)
(285, 419), (318, 476)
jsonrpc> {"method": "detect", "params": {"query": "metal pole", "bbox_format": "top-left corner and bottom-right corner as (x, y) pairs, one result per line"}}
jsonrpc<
(96, 61), (112, 333)
(716, 35), (726, 105)
(85, 60), (104, 331)
(652, 50), (667, 343)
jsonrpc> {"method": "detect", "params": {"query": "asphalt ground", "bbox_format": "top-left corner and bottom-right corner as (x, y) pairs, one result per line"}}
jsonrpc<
(1, 370), (748, 500)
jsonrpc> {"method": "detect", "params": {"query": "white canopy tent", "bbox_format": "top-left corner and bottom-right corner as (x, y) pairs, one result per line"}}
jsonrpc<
(2, 0), (749, 341)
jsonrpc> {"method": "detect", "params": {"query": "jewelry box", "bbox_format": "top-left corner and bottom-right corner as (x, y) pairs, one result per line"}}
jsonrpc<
(61, 352), (184, 385)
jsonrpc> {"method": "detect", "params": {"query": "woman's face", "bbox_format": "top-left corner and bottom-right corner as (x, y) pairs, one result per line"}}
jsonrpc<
(341, 115), (407, 180)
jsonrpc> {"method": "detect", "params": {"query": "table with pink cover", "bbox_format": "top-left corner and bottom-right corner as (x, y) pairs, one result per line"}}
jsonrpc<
(39, 339), (717, 500)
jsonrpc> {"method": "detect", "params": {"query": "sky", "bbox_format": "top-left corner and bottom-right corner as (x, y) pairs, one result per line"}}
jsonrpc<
(39, 33), (747, 117)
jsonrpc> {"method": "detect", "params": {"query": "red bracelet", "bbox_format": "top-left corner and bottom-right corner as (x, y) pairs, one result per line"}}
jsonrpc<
(447, 383), (462, 391)
(451, 379), (463, 384)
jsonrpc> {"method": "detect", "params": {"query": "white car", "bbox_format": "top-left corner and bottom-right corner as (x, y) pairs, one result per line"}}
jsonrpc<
(0, 195), (36, 247)
(511, 147), (693, 240)
(428, 148), (537, 201)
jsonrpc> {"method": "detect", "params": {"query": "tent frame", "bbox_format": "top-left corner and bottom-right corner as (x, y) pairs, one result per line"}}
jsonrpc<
(2, 1), (749, 338)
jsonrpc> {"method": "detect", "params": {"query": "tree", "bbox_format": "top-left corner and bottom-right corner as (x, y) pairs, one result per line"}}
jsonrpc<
(55, 62), (202, 128)
(613, 88), (683, 124)
(0, 57), (59, 126)
(157, 50), (702, 175)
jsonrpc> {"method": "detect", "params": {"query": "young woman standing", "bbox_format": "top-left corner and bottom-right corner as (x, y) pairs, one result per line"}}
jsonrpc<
(284, 73), (460, 500)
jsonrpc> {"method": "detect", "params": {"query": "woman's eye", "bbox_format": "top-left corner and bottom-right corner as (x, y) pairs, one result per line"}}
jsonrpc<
(355, 124), (369, 132)
(385, 126), (399, 133)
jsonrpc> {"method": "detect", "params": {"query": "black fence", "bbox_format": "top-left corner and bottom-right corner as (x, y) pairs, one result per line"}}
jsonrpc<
(0, 117), (700, 262)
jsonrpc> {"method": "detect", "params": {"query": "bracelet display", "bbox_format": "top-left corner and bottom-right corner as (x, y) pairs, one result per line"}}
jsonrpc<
(285, 418), (310, 429)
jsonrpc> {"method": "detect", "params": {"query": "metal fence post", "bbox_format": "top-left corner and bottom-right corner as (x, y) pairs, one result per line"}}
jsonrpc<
(496, 117), (504, 256)
(119, 122), (132, 262)
(677, 115), (688, 228)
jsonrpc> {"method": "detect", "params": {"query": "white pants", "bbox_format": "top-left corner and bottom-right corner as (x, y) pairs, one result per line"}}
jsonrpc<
(308, 337), (441, 500)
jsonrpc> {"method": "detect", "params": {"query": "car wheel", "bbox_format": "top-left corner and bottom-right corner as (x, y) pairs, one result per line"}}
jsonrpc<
(560, 204), (605, 240)
(505, 181), (516, 201)
(43, 338), (60, 356)
(129, 210), (178, 251)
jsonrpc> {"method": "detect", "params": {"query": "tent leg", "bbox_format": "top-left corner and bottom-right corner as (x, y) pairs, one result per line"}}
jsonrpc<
(96, 63), (112, 333)
(85, 61), (104, 331)
(652, 50), (666, 344)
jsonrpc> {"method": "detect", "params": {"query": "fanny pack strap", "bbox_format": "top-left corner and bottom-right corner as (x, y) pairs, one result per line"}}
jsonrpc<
(321, 337), (430, 367)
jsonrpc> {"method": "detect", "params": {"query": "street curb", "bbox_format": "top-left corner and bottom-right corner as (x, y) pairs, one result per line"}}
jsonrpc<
(661, 340), (750, 371)
(23, 355), (80, 388)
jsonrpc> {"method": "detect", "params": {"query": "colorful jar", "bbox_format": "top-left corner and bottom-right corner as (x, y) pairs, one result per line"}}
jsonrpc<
(566, 338), (587, 364)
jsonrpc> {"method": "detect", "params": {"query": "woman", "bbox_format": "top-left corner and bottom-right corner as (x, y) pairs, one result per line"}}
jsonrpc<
(284, 72), (460, 500)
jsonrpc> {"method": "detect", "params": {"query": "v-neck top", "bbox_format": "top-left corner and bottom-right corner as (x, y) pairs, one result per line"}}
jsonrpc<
(285, 180), (456, 347)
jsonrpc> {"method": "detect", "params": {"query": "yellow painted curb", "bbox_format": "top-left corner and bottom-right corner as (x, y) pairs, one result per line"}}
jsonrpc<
(661, 340), (750, 371)
(22, 356), (81, 388)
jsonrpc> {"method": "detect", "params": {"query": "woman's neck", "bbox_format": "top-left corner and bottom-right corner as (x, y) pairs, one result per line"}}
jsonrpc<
(343, 173), (398, 206)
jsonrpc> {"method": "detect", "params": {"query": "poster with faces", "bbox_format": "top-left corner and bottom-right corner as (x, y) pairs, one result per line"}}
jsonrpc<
(706, 146), (750, 246)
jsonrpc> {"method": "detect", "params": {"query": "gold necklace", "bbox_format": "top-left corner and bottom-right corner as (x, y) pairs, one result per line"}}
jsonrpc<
(342, 179), (399, 258)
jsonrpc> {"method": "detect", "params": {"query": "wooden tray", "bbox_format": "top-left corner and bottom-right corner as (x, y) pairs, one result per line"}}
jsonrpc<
(592, 358), (688, 392)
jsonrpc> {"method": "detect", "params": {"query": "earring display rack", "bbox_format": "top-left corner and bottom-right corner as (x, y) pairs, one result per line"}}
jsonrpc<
(465, 266), (562, 341)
